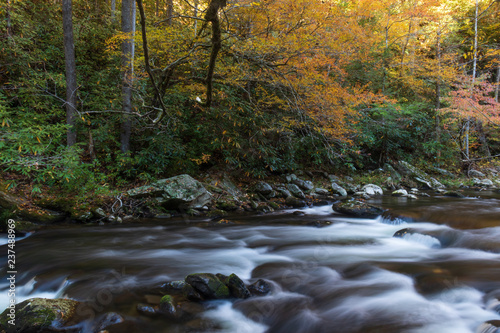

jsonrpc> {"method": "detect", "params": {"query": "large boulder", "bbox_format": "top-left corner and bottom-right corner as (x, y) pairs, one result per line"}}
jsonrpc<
(287, 184), (305, 199)
(396, 161), (445, 190)
(331, 183), (347, 197)
(360, 184), (383, 196)
(0, 191), (66, 224)
(127, 174), (212, 209)
(332, 199), (385, 218)
(254, 181), (273, 196)
(292, 178), (314, 191)
(1, 298), (82, 332)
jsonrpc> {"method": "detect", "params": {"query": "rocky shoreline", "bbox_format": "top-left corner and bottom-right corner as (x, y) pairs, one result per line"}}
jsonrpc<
(2, 160), (500, 231)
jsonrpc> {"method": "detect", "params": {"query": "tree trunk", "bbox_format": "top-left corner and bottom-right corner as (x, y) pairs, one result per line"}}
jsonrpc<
(204, 0), (227, 107)
(120, 0), (136, 153)
(166, 0), (173, 25)
(111, 0), (116, 21)
(495, 65), (499, 103)
(6, 0), (12, 37)
(62, 0), (78, 147)
(435, 29), (442, 159)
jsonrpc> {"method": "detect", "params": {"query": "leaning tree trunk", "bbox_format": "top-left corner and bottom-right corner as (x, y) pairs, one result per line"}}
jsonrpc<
(62, 0), (78, 147)
(120, 0), (136, 153)
(204, 0), (227, 107)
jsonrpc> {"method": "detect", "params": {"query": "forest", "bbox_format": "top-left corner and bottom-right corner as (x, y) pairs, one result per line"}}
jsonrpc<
(0, 0), (499, 199)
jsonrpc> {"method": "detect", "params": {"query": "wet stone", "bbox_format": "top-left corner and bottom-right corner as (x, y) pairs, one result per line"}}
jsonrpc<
(248, 279), (272, 296)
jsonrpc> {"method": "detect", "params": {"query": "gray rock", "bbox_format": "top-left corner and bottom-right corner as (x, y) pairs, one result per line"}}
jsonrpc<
(217, 273), (251, 299)
(331, 183), (347, 197)
(276, 186), (292, 198)
(314, 188), (330, 196)
(285, 174), (298, 182)
(443, 191), (465, 198)
(285, 196), (306, 208)
(220, 174), (243, 200)
(328, 174), (340, 182)
(185, 273), (230, 299)
(254, 181), (273, 195)
(469, 169), (486, 178)
(287, 184), (305, 199)
(248, 279), (272, 296)
(361, 184), (383, 196)
(397, 161), (429, 179)
(415, 177), (432, 190)
(0, 298), (81, 332)
(474, 178), (494, 187)
(406, 194), (418, 200)
(292, 178), (314, 191)
(433, 167), (456, 178)
(332, 199), (385, 218)
(392, 189), (408, 197)
(94, 207), (107, 218)
(430, 177), (445, 189)
(127, 174), (212, 210)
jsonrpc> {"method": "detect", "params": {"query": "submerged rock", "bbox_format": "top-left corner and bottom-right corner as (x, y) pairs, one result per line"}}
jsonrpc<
(185, 273), (230, 299)
(476, 320), (500, 333)
(216, 273), (251, 299)
(332, 199), (385, 218)
(443, 191), (465, 198)
(248, 279), (272, 296)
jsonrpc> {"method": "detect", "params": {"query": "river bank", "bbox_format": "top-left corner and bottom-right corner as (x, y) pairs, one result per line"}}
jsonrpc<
(1, 160), (500, 232)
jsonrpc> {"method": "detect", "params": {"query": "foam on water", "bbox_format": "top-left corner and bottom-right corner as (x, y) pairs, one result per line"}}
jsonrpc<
(202, 302), (268, 333)
(0, 277), (68, 311)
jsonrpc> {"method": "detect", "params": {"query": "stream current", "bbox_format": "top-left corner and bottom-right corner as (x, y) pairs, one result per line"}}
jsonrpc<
(1, 191), (500, 332)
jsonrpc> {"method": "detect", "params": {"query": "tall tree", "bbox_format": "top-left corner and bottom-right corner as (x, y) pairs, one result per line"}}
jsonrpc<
(62, 0), (78, 147)
(121, 0), (136, 153)
(204, 0), (227, 107)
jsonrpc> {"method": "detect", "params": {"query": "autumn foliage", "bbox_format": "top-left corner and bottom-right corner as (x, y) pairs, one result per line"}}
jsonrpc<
(0, 0), (500, 190)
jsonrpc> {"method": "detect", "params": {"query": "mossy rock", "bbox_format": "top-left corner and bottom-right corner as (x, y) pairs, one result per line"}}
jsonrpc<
(185, 273), (230, 299)
(215, 200), (239, 211)
(1, 298), (81, 333)
(332, 199), (385, 218)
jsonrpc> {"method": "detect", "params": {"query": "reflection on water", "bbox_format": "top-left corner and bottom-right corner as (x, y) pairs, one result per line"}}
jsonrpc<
(1, 196), (500, 332)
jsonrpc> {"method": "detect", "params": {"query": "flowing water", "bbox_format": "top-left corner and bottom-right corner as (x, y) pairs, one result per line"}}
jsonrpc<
(1, 192), (500, 333)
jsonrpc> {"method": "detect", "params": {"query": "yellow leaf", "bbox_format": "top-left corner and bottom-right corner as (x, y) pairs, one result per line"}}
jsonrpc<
(222, 130), (227, 135)
(36, 137), (41, 143)
(18, 145), (21, 152)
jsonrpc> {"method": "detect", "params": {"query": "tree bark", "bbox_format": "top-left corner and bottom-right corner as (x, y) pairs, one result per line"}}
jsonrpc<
(62, 0), (78, 147)
(204, 0), (227, 107)
(6, 0), (12, 37)
(435, 29), (442, 159)
(166, 0), (173, 25)
(136, 0), (168, 123)
(495, 65), (499, 103)
(111, 0), (116, 21)
(120, 0), (136, 153)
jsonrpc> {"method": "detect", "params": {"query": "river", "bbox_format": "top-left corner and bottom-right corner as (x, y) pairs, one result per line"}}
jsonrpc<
(1, 191), (500, 332)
